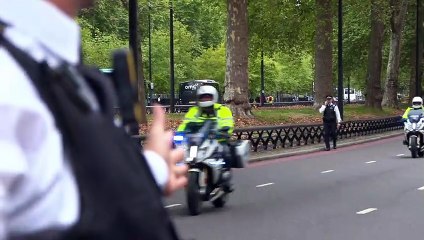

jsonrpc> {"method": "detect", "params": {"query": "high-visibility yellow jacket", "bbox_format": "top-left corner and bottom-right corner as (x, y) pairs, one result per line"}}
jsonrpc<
(177, 103), (234, 135)
(402, 107), (424, 119)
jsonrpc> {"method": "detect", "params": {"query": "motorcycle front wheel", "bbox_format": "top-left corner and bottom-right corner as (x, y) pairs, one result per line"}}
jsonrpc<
(186, 171), (202, 216)
(410, 137), (418, 158)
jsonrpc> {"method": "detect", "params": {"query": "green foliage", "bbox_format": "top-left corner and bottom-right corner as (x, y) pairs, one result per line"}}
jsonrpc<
(142, 21), (203, 93)
(249, 52), (313, 98)
(79, 0), (129, 38)
(342, 0), (372, 84)
(78, 0), (418, 98)
(192, 44), (226, 86)
(79, 18), (128, 68)
(249, 0), (315, 55)
(174, 0), (226, 48)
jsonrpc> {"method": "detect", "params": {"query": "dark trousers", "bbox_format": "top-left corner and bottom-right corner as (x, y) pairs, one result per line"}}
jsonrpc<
(323, 121), (337, 149)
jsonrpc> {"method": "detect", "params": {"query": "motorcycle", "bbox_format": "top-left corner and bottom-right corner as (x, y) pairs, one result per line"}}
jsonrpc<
(173, 120), (249, 215)
(403, 110), (424, 158)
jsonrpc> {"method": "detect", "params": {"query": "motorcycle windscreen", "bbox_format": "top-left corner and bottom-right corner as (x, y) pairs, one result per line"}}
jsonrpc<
(408, 109), (423, 123)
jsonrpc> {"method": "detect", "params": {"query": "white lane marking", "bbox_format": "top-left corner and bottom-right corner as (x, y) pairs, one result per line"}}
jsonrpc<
(417, 186), (424, 191)
(356, 208), (378, 215)
(396, 154), (405, 157)
(321, 170), (335, 174)
(256, 182), (274, 188)
(365, 161), (377, 164)
(165, 204), (182, 208)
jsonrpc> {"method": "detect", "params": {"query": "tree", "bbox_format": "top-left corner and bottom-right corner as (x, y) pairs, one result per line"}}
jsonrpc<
(174, 0), (226, 49)
(193, 44), (226, 86)
(406, 0), (423, 100)
(313, 0), (333, 108)
(365, 0), (386, 109)
(248, 0), (315, 57)
(224, 0), (251, 117)
(141, 21), (203, 93)
(382, 0), (408, 108)
(79, 19), (128, 67)
(343, 1), (371, 92)
(80, 0), (129, 38)
(81, 0), (421, 111)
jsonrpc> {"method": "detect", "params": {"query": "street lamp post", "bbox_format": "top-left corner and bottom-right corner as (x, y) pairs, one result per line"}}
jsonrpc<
(337, 0), (344, 119)
(129, 0), (139, 84)
(260, 49), (265, 106)
(148, 2), (153, 105)
(416, 0), (422, 97)
(169, 0), (175, 113)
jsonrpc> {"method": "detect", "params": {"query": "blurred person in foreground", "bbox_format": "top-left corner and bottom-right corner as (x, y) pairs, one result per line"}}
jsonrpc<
(0, 0), (186, 239)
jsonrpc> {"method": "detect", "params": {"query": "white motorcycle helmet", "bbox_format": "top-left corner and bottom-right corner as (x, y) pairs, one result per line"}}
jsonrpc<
(197, 85), (218, 108)
(412, 96), (423, 109)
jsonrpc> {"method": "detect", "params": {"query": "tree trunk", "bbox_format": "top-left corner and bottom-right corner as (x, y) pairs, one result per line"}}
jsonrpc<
(365, 0), (385, 110)
(224, 0), (252, 118)
(313, 0), (333, 108)
(382, 0), (408, 108)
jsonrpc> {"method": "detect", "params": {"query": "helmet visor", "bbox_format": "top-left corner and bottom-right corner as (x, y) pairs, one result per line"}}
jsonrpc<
(199, 94), (213, 102)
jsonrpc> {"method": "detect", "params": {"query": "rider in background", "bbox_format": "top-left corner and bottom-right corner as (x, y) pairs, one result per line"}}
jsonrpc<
(402, 96), (424, 120)
(177, 85), (235, 192)
(401, 96), (424, 145)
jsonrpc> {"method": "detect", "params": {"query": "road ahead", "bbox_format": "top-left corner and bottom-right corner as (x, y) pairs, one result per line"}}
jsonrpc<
(165, 136), (424, 240)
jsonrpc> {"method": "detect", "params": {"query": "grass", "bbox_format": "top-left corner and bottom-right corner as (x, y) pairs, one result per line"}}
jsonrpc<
(253, 108), (316, 123)
(343, 105), (403, 118)
(251, 104), (404, 125)
(140, 104), (404, 131)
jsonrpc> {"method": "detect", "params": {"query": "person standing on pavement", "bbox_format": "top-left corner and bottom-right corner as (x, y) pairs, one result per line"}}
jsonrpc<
(0, 0), (186, 239)
(319, 95), (342, 151)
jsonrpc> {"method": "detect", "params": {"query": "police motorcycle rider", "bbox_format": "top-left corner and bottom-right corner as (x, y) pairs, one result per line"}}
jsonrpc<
(402, 96), (424, 145)
(177, 85), (235, 193)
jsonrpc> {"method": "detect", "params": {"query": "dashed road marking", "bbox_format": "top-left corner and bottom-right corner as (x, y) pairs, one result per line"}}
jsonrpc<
(396, 154), (405, 157)
(321, 170), (335, 174)
(256, 183), (274, 188)
(356, 208), (378, 215)
(365, 161), (377, 164)
(418, 186), (424, 191)
(165, 204), (182, 208)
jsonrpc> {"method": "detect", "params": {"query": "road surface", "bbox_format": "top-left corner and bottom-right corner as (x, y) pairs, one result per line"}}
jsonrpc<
(165, 136), (424, 240)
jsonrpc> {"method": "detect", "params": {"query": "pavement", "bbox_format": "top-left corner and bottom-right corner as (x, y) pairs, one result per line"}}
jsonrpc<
(165, 133), (424, 240)
(249, 130), (404, 162)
